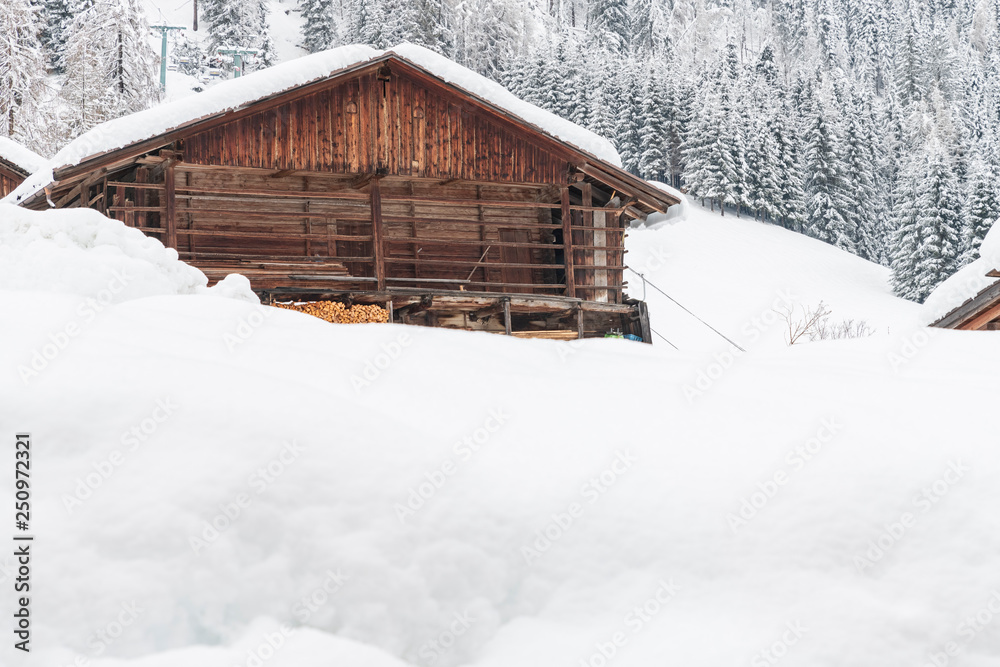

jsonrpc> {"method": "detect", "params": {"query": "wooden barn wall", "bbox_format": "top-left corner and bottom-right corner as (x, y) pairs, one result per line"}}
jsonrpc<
(104, 166), (570, 295)
(0, 168), (22, 199)
(378, 179), (558, 293)
(181, 70), (569, 184)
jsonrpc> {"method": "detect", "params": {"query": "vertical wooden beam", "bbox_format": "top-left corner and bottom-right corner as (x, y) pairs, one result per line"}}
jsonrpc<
(135, 167), (148, 232)
(577, 307), (585, 339)
(304, 196), (312, 257)
(503, 297), (512, 335)
(164, 161), (177, 249)
(593, 187), (609, 303)
(561, 186), (575, 298)
(98, 176), (108, 215)
(370, 178), (386, 291)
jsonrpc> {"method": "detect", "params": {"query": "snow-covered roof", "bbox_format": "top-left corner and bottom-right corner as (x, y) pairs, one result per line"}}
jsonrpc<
(5, 43), (621, 207)
(924, 217), (1000, 325)
(0, 137), (45, 176)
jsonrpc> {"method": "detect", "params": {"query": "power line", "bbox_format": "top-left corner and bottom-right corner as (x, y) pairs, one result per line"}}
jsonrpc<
(650, 327), (679, 350)
(628, 267), (746, 353)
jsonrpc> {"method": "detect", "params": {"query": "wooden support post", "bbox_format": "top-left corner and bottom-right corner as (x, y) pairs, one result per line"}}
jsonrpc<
(591, 185), (609, 303)
(370, 179), (386, 291)
(164, 161), (177, 249)
(503, 297), (512, 335)
(304, 194), (312, 256)
(577, 307), (585, 339)
(561, 186), (575, 298)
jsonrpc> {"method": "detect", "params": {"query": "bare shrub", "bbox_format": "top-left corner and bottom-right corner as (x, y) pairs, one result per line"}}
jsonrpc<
(777, 301), (875, 345)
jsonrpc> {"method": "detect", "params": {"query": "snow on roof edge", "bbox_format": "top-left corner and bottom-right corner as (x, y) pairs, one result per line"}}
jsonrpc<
(0, 137), (45, 176)
(4, 42), (621, 207)
(922, 217), (1000, 325)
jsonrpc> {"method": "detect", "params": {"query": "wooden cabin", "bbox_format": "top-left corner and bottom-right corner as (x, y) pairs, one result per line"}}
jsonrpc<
(0, 138), (43, 199)
(10, 44), (679, 341)
(932, 271), (1000, 330)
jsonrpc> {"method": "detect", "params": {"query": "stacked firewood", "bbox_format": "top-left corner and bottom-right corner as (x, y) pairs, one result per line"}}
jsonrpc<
(275, 301), (389, 324)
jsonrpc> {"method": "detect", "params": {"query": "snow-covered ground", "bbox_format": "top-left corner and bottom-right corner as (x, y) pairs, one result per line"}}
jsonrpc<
(3, 198), (999, 667)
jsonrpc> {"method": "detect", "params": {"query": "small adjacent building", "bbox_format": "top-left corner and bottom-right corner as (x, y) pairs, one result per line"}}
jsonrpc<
(0, 137), (44, 199)
(6, 44), (680, 340)
(931, 269), (1000, 330)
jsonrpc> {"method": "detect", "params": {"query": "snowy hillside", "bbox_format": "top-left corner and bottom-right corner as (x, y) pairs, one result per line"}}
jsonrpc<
(629, 200), (922, 351)
(5, 201), (997, 667)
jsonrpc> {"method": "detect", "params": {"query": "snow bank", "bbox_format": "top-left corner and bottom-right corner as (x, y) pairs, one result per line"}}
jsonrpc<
(1, 203), (970, 667)
(3, 292), (1000, 667)
(0, 136), (45, 174)
(4, 43), (620, 206)
(921, 216), (1000, 324)
(0, 203), (256, 302)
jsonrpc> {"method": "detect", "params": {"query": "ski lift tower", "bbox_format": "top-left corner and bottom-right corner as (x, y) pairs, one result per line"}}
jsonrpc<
(150, 25), (185, 92)
(217, 48), (259, 78)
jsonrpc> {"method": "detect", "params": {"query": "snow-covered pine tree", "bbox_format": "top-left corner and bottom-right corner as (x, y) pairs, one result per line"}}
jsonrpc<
(202, 0), (275, 72)
(802, 94), (856, 252)
(452, 0), (524, 79)
(638, 69), (669, 182)
(41, 0), (88, 71)
(60, 0), (159, 138)
(893, 14), (926, 107)
(906, 139), (963, 300)
(681, 85), (726, 211)
(0, 0), (49, 142)
(541, 35), (573, 119)
(752, 110), (785, 221)
(614, 63), (644, 174)
(628, 0), (665, 55)
(405, 0), (453, 51)
(377, 0), (421, 47)
(342, 0), (379, 46)
(961, 154), (1000, 263)
(889, 153), (923, 300)
(567, 50), (591, 129)
(713, 48), (744, 215)
(770, 109), (807, 230)
(588, 0), (630, 54)
(842, 96), (881, 260)
(666, 76), (692, 189)
(300, 0), (336, 53)
(587, 79), (617, 146)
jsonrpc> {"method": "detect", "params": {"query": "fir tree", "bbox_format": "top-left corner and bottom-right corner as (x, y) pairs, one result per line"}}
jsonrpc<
(961, 154), (1000, 262)
(202, 0), (275, 72)
(300, 0), (336, 53)
(588, 0), (630, 54)
(842, 97), (881, 260)
(638, 71), (669, 181)
(803, 97), (856, 252)
(892, 140), (962, 301)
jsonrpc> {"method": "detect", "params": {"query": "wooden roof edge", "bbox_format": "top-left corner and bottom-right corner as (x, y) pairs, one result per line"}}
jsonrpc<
(0, 158), (31, 180)
(930, 276), (1000, 329)
(575, 162), (680, 213)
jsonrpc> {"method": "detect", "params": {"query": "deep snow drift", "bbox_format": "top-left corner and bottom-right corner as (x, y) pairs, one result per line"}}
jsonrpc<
(0, 203), (256, 304)
(2, 202), (998, 667)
